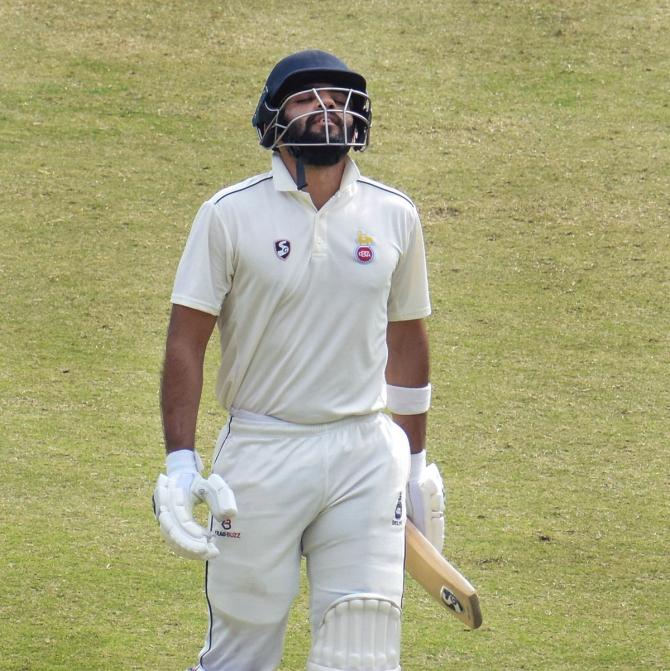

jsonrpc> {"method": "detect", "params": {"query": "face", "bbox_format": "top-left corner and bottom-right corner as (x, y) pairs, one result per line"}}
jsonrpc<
(279, 83), (359, 153)
(282, 85), (353, 144)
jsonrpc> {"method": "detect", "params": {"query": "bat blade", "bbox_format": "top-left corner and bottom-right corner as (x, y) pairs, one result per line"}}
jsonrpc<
(405, 519), (483, 629)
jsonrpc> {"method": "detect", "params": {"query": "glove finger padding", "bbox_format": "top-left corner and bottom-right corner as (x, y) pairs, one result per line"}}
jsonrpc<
(407, 462), (445, 552)
(190, 473), (237, 521)
(154, 472), (237, 561)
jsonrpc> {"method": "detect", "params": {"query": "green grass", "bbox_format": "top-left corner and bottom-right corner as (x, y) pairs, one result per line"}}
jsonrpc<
(1, 1), (668, 669)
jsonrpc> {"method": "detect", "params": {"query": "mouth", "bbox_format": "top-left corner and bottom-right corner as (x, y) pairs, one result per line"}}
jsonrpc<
(308, 113), (343, 130)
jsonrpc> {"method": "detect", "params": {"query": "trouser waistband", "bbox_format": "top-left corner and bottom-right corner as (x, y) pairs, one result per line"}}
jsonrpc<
(228, 407), (383, 436)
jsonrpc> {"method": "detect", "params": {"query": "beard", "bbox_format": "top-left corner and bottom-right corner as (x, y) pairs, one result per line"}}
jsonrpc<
(282, 113), (351, 166)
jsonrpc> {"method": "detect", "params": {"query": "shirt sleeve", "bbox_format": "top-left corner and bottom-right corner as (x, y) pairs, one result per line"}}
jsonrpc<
(387, 209), (431, 321)
(170, 200), (233, 316)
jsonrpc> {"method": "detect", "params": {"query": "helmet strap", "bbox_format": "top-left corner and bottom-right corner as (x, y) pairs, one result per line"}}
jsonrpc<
(290, 149), (308, 191)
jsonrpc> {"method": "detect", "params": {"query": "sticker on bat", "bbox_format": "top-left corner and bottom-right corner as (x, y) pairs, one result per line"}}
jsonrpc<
(440, 586), (464, 613)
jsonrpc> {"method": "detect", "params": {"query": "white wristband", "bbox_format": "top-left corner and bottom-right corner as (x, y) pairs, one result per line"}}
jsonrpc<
(166, 449), (198, 475)
(386, 383), (431, 415)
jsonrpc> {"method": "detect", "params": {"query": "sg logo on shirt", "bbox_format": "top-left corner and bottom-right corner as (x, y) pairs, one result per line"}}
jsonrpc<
(274, 239), (291, 260)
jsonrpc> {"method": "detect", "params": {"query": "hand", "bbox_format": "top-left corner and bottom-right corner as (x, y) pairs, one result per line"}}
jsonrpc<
(406, 450), (445, 552)
(153, 450), (237, 560)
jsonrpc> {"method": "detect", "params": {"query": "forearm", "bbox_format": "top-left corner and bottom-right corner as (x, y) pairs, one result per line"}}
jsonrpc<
(391, 412), (427, 455)
(160, 305), (217, 454)
(386, 319), (430, 454)
(161, 344), (205, 453)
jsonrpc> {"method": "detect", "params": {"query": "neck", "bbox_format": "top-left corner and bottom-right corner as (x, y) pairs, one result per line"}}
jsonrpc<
(278, 149), (347, 210)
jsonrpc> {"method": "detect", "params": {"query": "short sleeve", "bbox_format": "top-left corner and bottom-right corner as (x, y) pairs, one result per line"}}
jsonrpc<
(387, 211), (431, 321)
(170, 200), (233, 316)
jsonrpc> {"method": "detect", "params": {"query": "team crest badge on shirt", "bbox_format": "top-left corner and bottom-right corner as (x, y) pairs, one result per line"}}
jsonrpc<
(274, 240), (291, 260)
(354, 231), (375, 264)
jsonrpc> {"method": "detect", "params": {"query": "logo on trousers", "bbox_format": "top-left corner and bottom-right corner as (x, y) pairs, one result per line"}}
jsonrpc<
(214, 518), (240, 539)
(392, 492), (403, 526)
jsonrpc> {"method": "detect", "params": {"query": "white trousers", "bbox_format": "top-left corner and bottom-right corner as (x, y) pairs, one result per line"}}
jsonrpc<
(196, 411), (410, 671)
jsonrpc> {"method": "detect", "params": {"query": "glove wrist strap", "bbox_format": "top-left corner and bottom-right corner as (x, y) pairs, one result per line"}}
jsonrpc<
(409, 449), (427, 480)
(166, 449), (197, 475)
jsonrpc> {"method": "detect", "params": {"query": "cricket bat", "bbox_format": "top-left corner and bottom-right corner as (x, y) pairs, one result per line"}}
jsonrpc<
(405, 519), (483, 629)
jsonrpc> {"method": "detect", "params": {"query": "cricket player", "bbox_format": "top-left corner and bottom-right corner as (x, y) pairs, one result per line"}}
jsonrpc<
(153, 50), (445, 671)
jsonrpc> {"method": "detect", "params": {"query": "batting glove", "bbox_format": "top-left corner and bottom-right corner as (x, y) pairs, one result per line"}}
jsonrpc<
(406, 450), (445, 552)
(153, 449), (237, 561)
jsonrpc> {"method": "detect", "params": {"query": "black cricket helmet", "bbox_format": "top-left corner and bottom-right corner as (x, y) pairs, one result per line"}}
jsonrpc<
(252, 50), (371, 151)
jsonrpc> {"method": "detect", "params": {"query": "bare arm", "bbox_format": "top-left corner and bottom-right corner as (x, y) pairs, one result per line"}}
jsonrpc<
(161, 304), (218, 454)
(385, 318), (430, 454)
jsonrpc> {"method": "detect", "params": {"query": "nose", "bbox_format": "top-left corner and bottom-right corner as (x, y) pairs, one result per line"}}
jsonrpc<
(317, 89), (337, 109)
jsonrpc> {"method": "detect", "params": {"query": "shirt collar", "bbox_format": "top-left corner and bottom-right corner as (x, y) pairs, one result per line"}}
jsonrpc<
(271, 152), (361, 194)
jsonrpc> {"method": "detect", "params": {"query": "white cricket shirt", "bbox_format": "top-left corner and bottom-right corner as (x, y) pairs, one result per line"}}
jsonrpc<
(172, 153), (430, 423)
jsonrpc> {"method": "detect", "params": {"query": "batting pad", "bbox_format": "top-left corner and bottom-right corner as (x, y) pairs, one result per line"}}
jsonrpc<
(307, 594), (401, 671)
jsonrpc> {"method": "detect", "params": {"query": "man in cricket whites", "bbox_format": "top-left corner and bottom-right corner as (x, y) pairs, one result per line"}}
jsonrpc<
(153, 50), (445, 671)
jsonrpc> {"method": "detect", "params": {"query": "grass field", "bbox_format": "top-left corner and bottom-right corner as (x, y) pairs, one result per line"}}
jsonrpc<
(1, 1), (668, 669)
